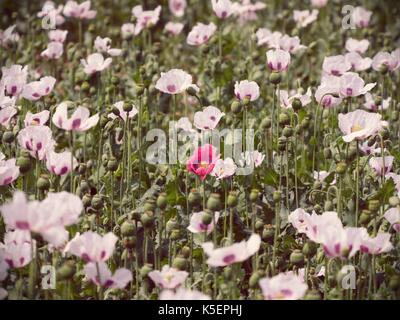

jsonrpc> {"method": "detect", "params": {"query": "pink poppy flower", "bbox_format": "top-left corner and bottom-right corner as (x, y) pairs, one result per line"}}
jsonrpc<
(201, 233), (261, 267)
(345, 52), (371, 72)
(278, 35), (306, 54)
(255, 28), (281, 47)
(238, 151), (265, 168)
(64, 231), (118, 263)
(81, 53), (112, 75)
(0, 25), (20, 48)
(1, 65), (28, 96)
(46, 150), (78, 176)
(41, 41), (64, 60)
(37, 1), (65, 26)
(187, 144), (220, 180)
(303, 211), (343, 243)
(278, 88), (312, 109)
(148, 265), (188, 290)
(194, 106), (225, 131)
(132, 5), (161, 35)
(176, 117), (195, 132)
(293, 9), (318, 28)
(121, 23), (135, 40)
(315, 86), (342, 109)
(384, 208), (400, 232)
(345, 38), (369, 54)
(339, 72), (376, 97)
(84, 262), (132, 288)
(387, 173), (400, 196)
(313, 170), (335, 185)
(187, 211), (220, 234)
(0, 106), (17, 128)
(21, 76), (56, 101)
(187, 22), (217, 46)
(108, 101), (138, 122)
(369, 156), (394, 177)
(159, 288), (211, 300)
(359, 140), (382, 156)
(0, 153), (19, 186)
(0, 83), (16, 108)
(17, 125), (55, 160)
(155, 69), (197, 95)
(371, 49), (400, 72)
(233, 1), (266, 25)
(63, 1), (96, 19)
(322, 55), (351, 76)
(360, 232), (393, 255)
(266, 49), (291, 72)
(351, 6), (372, 28)
(234, 80), (260, 101)
(165, 22), (184, 36)
(212, 0), (234, 19)
(94, 36), (121, 57)
(289, 208), (311, 234)
(338, 109), (386, 143)
(320, 226), (365, 258)
(259, 273), (307, 300)
(24, 110), (50, 127)
(211, 158), (236, 180)
(168, 0), (186, 17)
(1, 230), (32, 269)
(311, 0), (328, 8)
(52, 103), (99, 132)
(48, 29), (68, 43)
(364, 93), (390, 112)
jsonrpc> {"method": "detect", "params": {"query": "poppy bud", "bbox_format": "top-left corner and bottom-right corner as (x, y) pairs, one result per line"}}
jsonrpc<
(292, 98), (302, 111)
(136, 85), (145, 96)
(141, 212), (154, 229)
(231, 101), (242, 114)
(100, 115), (109, 128)
(186, 86), (197, 97)
(269, 72), (282, 85)
(302, 241), (317, 258)
(300, 118), (309, 129)
(262, 225), (275, 242)
(249, 189), (260, 202)
(227, 191), (238, 207)
(107, 157), (119, 172)
(201, 210), (213, 225)
(279, 113), (290, 126)
(82, 194), (92, 208)
(57, 260), (76, 281)
(282, 126), (293, 137)
(335, 162), (347, 174)
(166, 218), (179, 233)
(122, 236), (136, 249)
(260, 116), (272, 130)
(170, 229), (181, 240)
(91, 195), (104, 210)
(181, 246), (191, 259)
(188, 189), (202, 207)
(16, 156), (31, 174)
(140, 264), (153, 278)
(172, 257), (187, 271)
(249, 271), (263, 288)
(290, 249), (304, 267)
(123, 103), (133, 112)
(2, 131), (14, 143)
(359, 210), (372, 225)
(273, 191), (281, 202)
(37, 175), (50, 191)
(81, 81), (90, 92)
(112, 106), (120, 116)
(207, 193), (221, 211)
(121, 221), (136, 237)
(368, 200), (380, 212)
(389, 196), (400, 207)
(156, 192), (168, 209)
(144, 198), (156, 212)
(255, 219), (264, 231)
(242, 96), (251, 106)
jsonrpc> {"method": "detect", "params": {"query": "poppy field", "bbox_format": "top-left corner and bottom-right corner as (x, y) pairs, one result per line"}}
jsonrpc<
(0, 0), (399, 300)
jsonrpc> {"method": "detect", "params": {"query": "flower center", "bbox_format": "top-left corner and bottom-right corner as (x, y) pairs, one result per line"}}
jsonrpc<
(351, 124), (364, 133)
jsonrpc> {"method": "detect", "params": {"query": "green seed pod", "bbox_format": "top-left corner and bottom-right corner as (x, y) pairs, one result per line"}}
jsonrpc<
(181, 246), (191, 259)
(300, 118), (310, 129)
(172, 257), (187, 271)
(368, 200), (380, 212)
(359, 210), (371, 225)
(156, 192), (168, 209)
(37, 175), (50, 191)
(16, 156), (32, 174)
(166, 218), (179, 233)
(188, 189), (202, 207)
(282, 126), (293, 137)
(107, 157), (119, 172)
(123, 103), (133, 112)
(260, 116), (272, 130)
(273, 191), (282, 203)
(302, 241), (317, 258)
(144, 198), (156, 212)
(292, 98), (302, 111)
(81, 81), (90, 92)
(230, 100), (242, 114)
(2, 131), (14, 143)
(82, 194), (92, 208)
(335, 162), (347, 174)
(290, 249), (304, 266)
(122, 236), (136, 249)
(227, 191), (238, 207)
(262, 225), (275, 242)
(249, 272), (262, 288)
(91, 195), (104, 210)
(207, 193), (221, 211)
(80, 180), (90, 193)
(56, 260), (76, 281)
(269, 72), (282, 85)
(121, 221), (136, 236)
(249, 189), (260, 202)
(140, 212), (154, 229)
(201, 210), (213, 225)
(170, 229), (181, 240)
(255, 219), (264, 231)
(278, 113), (290, 126)
(140, 264), (153, 278)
